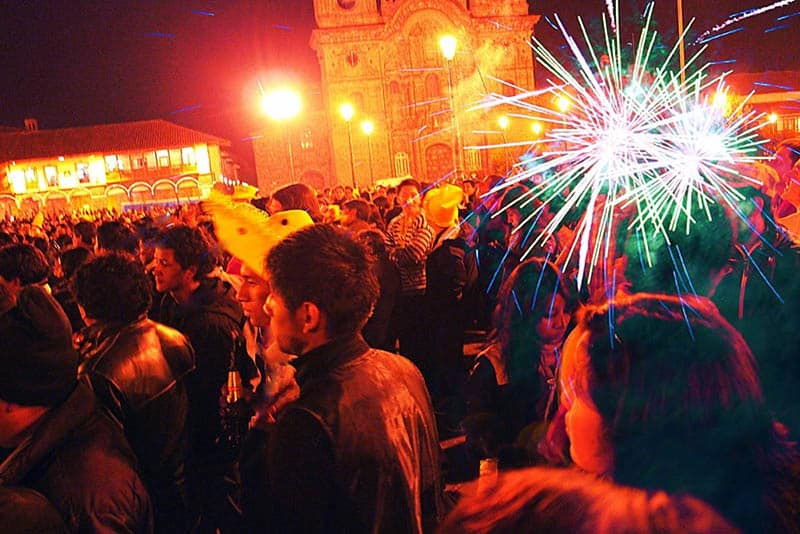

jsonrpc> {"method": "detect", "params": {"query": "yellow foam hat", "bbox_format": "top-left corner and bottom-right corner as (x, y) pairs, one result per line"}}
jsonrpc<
(203, 190), (313, 279)
(424, 183), (463, 228)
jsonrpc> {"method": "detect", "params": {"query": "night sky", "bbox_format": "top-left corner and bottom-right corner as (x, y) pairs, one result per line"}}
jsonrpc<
(2, 0), (798, 175)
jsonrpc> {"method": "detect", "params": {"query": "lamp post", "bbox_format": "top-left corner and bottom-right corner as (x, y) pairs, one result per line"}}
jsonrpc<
(677, 0), (686, 83)
(261, 87), (302, 183)
(498, 115), (511, 170)
(339, 102), (357, 188)
(440, 34), (463, 181)
(361, 120), (375, 187)
(555, 95), (570, 151)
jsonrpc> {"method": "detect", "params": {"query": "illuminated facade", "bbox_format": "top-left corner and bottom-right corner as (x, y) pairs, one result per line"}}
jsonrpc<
(254, 0), (539, 192)
(0, 119), (233, 215)
(726, 71), (800, 145)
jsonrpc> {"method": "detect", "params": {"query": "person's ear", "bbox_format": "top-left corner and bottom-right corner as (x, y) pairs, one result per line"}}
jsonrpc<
(183, 265), (198, 283)
(300, 302), (322, 334)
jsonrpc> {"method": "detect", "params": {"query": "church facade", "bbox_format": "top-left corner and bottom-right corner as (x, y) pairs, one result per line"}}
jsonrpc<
(254, 0), (539, 191)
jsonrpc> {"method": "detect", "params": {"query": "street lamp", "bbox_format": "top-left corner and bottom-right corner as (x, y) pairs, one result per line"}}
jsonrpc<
(498, 115), (511, 170)
(339, 102), (357, 188)
(440, 34), (463, 180)
(555, 95), (570, 150)
(531, 121), (544, 137)
(261, 87), (302, 183)
(361, 120), (375, 187)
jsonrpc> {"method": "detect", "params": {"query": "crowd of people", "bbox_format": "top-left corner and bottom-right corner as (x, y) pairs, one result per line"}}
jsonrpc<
(0, 140), (799, 533)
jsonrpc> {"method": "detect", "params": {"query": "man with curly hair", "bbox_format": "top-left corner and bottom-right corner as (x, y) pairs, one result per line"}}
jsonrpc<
(74, 252), (196, 532)
(153, 224), (244, 531)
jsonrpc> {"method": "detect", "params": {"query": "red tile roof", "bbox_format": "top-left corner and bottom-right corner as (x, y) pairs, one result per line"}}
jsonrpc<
(725, 71), (800, 95)
(0, 119), (230, 163)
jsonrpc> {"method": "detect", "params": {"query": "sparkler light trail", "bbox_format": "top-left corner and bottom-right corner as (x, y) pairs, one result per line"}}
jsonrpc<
(695, 0), (797, 44)
(473, 1), (769, 288)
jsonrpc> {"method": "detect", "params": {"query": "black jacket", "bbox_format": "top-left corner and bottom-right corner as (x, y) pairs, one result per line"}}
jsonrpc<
(158, 277), (244, 458)
(241, 335), (444, 533)
(78, 317), (195, 530)
(0, 383), (152, 533)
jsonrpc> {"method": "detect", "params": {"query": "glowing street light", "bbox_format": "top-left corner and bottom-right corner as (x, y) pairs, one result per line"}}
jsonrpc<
(768, 113), (778, 124)
(361, 120), (375, 186)
(261, 87), (302, 182)
(497, 115), (510, 131)
(261, 88), (302, 121)
(440, 34), (463, 180)
(439, 35), (457, 61)
(531, 121), (544, 136)
(340, 103), (357, 188)
(555, 95), (571, 114)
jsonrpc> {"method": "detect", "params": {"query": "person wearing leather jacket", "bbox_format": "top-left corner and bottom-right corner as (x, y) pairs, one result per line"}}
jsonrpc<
(74, 252), (196, 532)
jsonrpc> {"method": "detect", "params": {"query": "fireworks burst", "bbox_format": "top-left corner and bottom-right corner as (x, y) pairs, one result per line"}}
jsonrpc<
(695, 0), (798, 44)
(473, 2), (769, 288)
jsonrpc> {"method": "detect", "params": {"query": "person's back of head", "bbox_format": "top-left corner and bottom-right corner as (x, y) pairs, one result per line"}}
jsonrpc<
(439, 466), (739, 534)
(73, 220), (96, 249)
(73, 252), (152, 324)
(97, 221), (139, 255)
(59, 246), (93, 281)
(564, 292), (798, 532)
(271, 183), (323, 222)
(0, 243), (51, 286)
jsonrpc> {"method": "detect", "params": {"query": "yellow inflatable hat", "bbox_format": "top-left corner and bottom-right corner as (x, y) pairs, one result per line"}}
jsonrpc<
(203, 190), (313, 279)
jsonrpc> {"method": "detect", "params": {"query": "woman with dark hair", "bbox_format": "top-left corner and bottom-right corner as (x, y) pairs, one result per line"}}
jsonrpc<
(559, 292), (800, 533)
(464, 257), (574, 469)
(268, 183), (323, 222)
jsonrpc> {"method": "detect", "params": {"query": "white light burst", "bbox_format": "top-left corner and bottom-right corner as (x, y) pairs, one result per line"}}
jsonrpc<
(474, 2), (768, 287)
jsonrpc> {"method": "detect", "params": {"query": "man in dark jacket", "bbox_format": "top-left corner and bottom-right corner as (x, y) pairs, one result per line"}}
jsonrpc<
(242, 224), (444, 533)
(153, 224), (244, 531)
(74, 252), (196, 532)
(0, 286), (152, 532)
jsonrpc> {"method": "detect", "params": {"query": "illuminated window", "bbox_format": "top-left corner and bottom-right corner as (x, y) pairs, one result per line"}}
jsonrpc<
(105, 155), (118, 172)
(394, 151), (410, 177)
(146, 152), (157, 169)
(45, 166), (57, 187)
(169, 149), (182, 167)
(465, 148), (481, 171)
(182, 147), (196, 166)
(77, 163), (90, 183)
(117, 154), (130, 171)
(132, 154), (146, 169)
(157, 150), (170, 168)
(301, 128), (314, 150)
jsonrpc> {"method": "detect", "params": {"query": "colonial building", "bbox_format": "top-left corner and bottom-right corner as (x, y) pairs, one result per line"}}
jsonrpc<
(0, 119), (235, 216)
(725, 71), (800, 145)
(254, 0), (539, 192)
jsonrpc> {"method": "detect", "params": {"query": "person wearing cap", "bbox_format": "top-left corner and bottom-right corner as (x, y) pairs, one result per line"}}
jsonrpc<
(0, 286), (152, 532)
(422, 184), (477, 406)
(252, 224), (443, 532)
(73, 252), (196, 532)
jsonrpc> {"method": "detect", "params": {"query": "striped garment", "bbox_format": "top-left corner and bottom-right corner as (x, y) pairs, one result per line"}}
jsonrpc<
(386, 210), (434, 295)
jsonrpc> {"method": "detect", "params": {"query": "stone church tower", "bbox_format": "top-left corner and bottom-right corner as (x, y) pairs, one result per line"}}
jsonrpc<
(311, 0), (539, 186)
